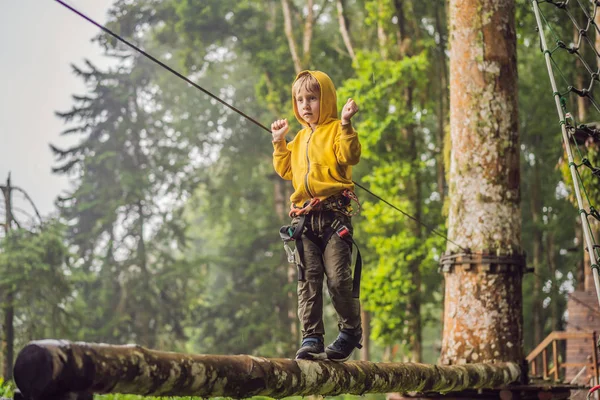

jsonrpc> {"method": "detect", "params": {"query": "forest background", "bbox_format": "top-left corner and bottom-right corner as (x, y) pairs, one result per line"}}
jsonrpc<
(0, 0), (593, 382)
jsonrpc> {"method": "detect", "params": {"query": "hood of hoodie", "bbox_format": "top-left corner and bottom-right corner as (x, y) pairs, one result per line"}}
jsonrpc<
(292, 70), (338, 128)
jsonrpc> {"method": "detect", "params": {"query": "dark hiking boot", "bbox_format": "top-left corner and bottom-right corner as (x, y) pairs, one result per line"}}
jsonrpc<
(295, 337), (327, 360)
(325, 332), (363, 362)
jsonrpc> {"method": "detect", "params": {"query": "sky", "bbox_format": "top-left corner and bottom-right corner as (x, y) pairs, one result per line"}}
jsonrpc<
(0, 0), (115, 219)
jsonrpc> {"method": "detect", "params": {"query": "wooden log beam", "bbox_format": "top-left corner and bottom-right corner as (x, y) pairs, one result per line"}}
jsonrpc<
(14, 340), (523, 400)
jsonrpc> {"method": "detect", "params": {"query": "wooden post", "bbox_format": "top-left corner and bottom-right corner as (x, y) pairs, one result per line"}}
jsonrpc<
(552, 340), (559, 381)
(543, 348), (548, 380)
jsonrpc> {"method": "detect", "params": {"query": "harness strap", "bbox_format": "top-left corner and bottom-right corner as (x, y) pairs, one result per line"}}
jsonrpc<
(289, 190), (361, 218)
(295, 240), (306, 281)
(279, 214), (308, 281)
(319, 218), (362, 298)
(279, 212), (362, 298)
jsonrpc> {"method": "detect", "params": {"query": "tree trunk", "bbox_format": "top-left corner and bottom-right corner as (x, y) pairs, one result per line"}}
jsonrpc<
(575, 220), (585, 291)
(137, 199), (155, 348)
(434, 4), (448, 201)
(360, 310), (370, 361)
(302, 0), (314, 66)
(132, 92), (153, 348)
(336, 0), (356, 63)
(13, 340), (522, 400)
(2, 177), (14, 381)
(393, 0), (408, 57)
(407, 86), (423, 363)
(281, 0), (303, 74)
(2, 292), (14, 382)
(531, 160), (543, 351)
(441, 0), (523, 365)
(547, 232), (560, 331)
(377, 2), (388, 59)
(389, 0), (423, 365)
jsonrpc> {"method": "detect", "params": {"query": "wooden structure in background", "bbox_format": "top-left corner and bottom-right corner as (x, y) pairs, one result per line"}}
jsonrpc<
(527, 331), (598, 385)
(564, 262), (600, 385)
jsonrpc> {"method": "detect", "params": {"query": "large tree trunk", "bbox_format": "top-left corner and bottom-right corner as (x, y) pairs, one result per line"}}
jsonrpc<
(13, 340), (522, 400)
(441, 0), (523, 365)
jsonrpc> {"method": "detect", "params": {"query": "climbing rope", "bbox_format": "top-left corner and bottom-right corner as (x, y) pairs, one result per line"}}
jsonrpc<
(55, 0), (468, 252)
(531, 0), (600, 310)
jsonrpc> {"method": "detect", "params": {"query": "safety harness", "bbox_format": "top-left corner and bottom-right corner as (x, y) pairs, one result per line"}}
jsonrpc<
(279, 190), (362, 298)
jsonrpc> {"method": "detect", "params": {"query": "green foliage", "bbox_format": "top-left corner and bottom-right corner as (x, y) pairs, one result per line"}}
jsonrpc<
(0, 220), (71, 340)
(338, 49), (445, 352)
(517, 1), (584, 352)
(48, 0), (451, 363)
(0, 378), (14, 398)
(28, 0), (588, 374)
(51, 49), (212, 347)
(0, 221), (67, 290)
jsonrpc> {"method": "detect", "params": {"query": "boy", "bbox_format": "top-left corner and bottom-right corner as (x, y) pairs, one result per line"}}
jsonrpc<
(271, 70), (362, 362)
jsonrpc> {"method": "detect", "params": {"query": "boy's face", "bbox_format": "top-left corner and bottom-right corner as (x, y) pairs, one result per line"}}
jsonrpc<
(295, 87), (320, 127)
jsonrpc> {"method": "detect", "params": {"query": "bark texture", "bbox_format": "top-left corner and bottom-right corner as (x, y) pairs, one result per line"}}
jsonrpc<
(14, 340), (522, 400)
(446, 0), (520, 253)
(442, 0), (523, 365)
(440, 259), (524, 364)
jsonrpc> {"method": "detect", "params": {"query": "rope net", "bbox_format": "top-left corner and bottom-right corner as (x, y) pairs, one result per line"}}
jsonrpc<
(531, 0), (600, 310)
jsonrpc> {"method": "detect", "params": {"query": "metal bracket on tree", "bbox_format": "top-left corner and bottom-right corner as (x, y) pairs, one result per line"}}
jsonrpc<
(440, 252), (527, 274)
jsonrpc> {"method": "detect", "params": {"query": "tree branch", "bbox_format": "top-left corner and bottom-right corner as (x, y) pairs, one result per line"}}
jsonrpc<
(12, 187), (43, 224)
(336, 0), (356, 63)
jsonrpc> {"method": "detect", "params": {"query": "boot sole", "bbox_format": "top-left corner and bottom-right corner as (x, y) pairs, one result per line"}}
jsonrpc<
(326, 354), (351, 362)
(295, 351), (327, 360)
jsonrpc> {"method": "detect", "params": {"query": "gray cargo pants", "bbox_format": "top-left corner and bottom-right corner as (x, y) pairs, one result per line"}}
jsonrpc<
(294, 210), (362, 340)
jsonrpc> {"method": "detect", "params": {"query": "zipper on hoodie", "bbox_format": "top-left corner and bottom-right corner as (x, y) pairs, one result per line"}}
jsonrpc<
(304, 128), (315, 199)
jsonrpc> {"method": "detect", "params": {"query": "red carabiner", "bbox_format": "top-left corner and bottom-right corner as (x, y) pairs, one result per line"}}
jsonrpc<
(289, 198), (321, 217)
(588, 385), (600, 400)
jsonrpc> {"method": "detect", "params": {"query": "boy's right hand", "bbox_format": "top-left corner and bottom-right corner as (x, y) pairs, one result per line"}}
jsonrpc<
(271, 119), (289, 142)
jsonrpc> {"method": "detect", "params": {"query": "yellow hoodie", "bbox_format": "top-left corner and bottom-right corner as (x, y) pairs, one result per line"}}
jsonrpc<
(273, 70), (361, 207)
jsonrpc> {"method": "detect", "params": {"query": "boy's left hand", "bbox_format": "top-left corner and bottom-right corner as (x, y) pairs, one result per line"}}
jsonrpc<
(341, 98), (359, 125)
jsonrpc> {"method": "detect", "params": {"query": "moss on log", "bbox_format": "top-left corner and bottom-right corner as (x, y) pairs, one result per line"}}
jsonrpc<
(14, 340), (522, 399)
